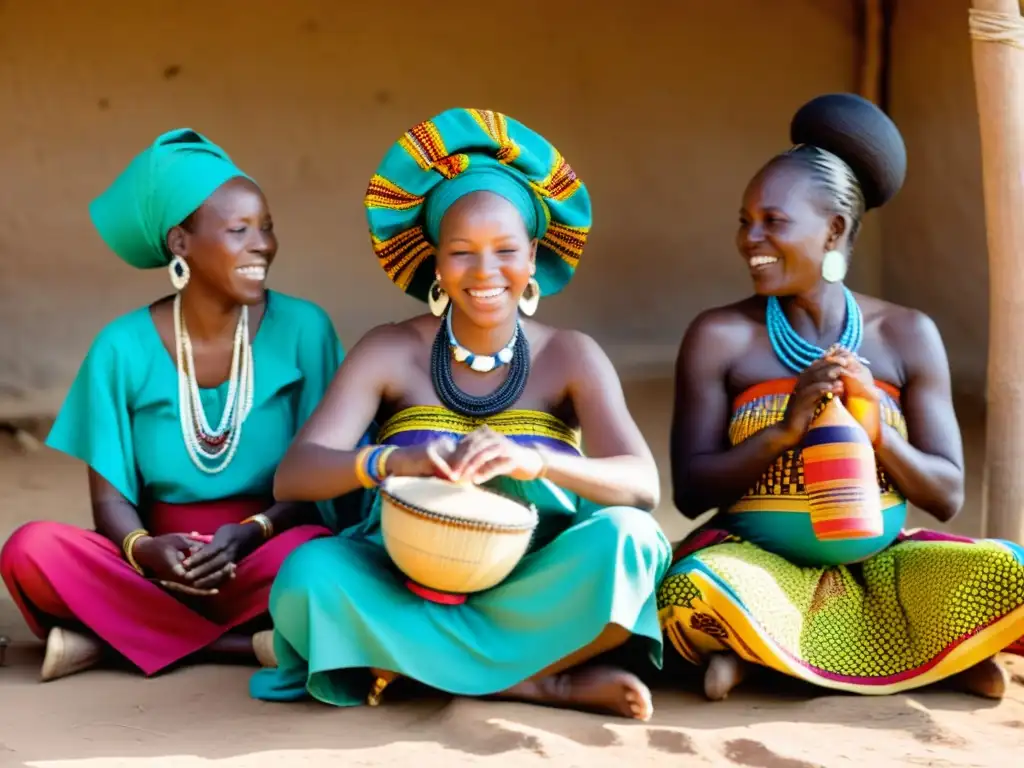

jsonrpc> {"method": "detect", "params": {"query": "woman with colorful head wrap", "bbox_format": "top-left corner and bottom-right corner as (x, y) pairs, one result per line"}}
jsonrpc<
(0, 129), (346, 681)
(659, 94), (1024, 701)
(249, 108), (670, 720)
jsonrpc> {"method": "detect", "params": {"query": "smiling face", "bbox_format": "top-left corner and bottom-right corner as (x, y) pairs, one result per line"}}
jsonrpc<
(167, 177), (277, 305)
(435, 191), (537, 328)
(737, 158), (848, 296)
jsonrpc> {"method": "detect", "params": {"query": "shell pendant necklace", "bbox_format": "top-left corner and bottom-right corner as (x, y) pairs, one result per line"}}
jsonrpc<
(432, 306), (529, 418)
(173, 293), (255, 473)
(445, 307), (519, 373)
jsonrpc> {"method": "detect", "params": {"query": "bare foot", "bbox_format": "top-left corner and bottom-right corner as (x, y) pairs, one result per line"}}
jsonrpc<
(704, 652), (747, 701)
(497, 665), (653, 721)
(952, 656), (1008, 700)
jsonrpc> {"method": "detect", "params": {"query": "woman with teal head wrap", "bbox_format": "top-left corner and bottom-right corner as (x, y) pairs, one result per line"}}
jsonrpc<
(251, 108), (670, 721)
(0, 128), (348, 681)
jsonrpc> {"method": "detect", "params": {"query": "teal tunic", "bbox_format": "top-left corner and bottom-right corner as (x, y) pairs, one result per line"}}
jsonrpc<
(249, 406), (672, 706)
(46, 290), (346, 528)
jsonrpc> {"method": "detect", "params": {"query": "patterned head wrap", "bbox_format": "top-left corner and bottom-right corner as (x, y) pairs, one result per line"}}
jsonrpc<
(89, 128), (253, 269)
(364, 108), (592, 302)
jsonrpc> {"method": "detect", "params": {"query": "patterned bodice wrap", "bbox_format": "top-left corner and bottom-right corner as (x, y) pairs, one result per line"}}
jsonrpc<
(377, 406), (583, 454)
(727, 379), (908, 514)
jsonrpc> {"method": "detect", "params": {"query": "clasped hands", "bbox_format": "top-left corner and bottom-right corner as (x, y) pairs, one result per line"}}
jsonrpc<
(132, 521), (263, 596)
(780, 344), (882, 446)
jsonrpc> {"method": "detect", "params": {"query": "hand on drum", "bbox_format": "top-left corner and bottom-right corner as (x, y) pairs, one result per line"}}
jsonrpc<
(388, 438), (459, 479)
(446, 426), (545, 485)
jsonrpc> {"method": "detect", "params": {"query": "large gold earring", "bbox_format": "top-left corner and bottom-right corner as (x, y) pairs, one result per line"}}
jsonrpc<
(518, 278), (541, 317)
(428, 278), (449, 317)
(821, 250), (847, 283)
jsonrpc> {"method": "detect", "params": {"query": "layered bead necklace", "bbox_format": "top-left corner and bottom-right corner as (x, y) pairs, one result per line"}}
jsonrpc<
(765, 287), (864, 372)
(173, 293), (255, 473)
(431, 306), (529, 418)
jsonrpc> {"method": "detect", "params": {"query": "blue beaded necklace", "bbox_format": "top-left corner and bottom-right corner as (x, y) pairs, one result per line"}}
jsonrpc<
(765, 287), (863, 373)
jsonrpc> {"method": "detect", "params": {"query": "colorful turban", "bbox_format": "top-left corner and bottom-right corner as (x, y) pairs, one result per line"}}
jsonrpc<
(89, 128), (253, 270)
(364, 108), (592, 302)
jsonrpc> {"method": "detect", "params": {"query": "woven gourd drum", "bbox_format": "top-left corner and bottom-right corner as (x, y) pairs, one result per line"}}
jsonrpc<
(379, 476), (539, 605)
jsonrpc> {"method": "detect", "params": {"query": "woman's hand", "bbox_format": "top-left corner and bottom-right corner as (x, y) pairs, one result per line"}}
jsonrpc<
(827, 346), (881, 403)
(827, 346), (883, 444)
(386, 437), (459, 480)
(779, 356), (845, 446)
(447, 426), (545, 485)
(132, 533), (203, 584)
(180, 523), (262, 591)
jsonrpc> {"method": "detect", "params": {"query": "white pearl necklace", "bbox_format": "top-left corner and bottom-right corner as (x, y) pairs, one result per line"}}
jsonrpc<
(173, 293), (255, 474)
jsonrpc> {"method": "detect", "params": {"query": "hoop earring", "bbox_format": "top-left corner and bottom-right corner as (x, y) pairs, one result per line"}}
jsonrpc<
(427, 278), (449, 317)
(169, 255), (190, 291)
(518, 278), (541, 317)
(821, 250), (847, 283)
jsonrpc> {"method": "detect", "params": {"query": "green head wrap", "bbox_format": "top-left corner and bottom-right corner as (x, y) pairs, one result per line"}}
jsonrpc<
(364, 108), (592, 303)
(422, 164), (547, 244)
(89, 128), (252, 269)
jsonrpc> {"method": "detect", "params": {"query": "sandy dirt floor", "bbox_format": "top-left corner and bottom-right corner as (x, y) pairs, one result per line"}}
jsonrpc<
(1, 379), (1022, 767)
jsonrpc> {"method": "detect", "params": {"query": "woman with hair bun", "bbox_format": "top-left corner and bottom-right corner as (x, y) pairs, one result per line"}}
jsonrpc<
(660, 93), (1024, 701)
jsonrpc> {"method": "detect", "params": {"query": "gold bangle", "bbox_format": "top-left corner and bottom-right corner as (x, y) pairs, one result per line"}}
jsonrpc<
(375, 445), (397, 482)
(353, 445), (376, 489)
(122, 529), (149, 574)
(242, 513), (273, 540)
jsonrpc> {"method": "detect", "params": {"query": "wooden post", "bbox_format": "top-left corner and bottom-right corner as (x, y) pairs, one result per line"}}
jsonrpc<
(970, 0), (1024, 541)
(858, 0), (885, 105)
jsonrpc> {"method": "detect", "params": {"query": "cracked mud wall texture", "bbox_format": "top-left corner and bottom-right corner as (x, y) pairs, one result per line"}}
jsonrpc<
(1, 0), (986, 415)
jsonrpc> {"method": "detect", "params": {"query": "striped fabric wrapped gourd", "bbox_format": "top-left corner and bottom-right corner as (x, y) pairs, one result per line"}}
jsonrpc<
(802, 394), (884, 541)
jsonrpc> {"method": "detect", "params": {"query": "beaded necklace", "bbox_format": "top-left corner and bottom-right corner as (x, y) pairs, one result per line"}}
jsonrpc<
(173, 293), (254, 473)
(431, 307), (529, 418)
(765, 287), (863, 373)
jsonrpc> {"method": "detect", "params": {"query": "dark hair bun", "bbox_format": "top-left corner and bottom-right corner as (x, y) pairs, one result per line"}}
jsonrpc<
(789, 93), (907, 210)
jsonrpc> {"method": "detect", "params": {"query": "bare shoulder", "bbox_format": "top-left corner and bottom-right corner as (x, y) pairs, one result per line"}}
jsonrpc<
(353, 315), (432, 350)
(540, 325), (611, 375)
(342, 316), (429, 372)
(678, 297), (762, 367)
(857, 293), (945, 356)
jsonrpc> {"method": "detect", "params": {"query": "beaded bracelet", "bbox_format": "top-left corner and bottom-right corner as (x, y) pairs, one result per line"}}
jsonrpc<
(354, 445), (377, 489)
(122, 528), (149, 574)
(354, 444), (398, 488)
(368, 445), (397, 485)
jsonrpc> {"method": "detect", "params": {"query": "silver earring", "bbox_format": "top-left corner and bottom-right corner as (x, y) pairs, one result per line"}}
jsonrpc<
(821, 250), (847, 283)
(518, 278), (541, 317)
(427, 278), (449, 317)
(169, 255), (190, 291)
